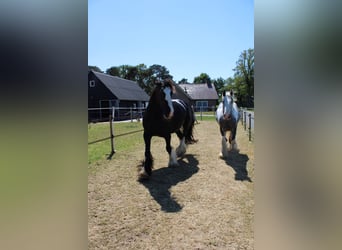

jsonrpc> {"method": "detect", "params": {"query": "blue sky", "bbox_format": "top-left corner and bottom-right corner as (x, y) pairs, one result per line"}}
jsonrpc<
(88, 0), (254, 82)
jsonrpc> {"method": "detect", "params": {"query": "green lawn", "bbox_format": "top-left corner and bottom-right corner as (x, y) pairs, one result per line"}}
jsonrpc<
(88, 122), (144, 164)
(195, 113), (216, 121)
(194, 111), (216, 116)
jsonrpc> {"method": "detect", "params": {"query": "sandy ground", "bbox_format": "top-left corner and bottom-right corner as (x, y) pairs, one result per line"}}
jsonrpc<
(88, 121), (254, 249)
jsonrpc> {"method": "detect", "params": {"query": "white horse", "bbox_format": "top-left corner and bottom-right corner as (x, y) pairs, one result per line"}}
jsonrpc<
(215, 90), (240, 158)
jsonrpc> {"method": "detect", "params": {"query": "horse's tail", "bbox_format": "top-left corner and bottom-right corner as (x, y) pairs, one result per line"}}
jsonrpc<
(184, 104), (198, 144)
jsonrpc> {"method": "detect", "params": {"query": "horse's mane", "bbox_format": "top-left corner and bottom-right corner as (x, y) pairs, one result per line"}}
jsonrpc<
(147, 86), (161, 111)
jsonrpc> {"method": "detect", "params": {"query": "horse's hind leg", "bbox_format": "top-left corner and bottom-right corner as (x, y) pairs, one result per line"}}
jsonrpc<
(165, 134), (179, 167)
(175, 130), (186, 157)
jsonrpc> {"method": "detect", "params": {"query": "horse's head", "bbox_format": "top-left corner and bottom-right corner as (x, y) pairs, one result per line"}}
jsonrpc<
(153, 78), (175, 119)
(222, 90), (234, 120)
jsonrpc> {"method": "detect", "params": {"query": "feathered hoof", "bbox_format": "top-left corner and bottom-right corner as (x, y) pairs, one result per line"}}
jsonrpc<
(168, 161), (180, 168)
(137, 163), (151, 181)
(219, 152), (228, 159)
(229, 146), (240, 153)
(138, 169), (150, 181)
(230, 140), (239, 152)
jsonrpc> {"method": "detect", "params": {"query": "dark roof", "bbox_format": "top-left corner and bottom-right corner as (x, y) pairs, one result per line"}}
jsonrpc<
(92, 71), (149, 101)
(176, 83), (218, 100)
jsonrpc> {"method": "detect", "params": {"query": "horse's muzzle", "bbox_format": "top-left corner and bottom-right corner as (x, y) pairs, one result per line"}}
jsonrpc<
(224, 114), (231, 120)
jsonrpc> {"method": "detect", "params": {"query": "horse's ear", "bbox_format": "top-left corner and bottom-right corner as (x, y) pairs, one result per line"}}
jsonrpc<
(230, 90), (233, 96)
(170, 81), (175, 93)
(155, 79), (162, 87)
(222, 90), (226, 100)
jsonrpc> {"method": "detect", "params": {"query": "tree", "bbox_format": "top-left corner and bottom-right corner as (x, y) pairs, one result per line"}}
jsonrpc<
(226, 77), (234, 86)
(193, 73), (211, 84)
(134, 64), (155, 95)
(149, 64), (173, 83)
(178, 78), (188, 84)
(223, 77), (235, 96)
(119, 65), (138, 80)
(106, 66), (120, 76)
(106, 63), (174, 95)
(233, 48), (254, 107)
(134, 63), (150, 88)
(106, 65), (139, 81)
(140, 64), (173, 95)
(88, 65), (103, 73)
(232, 75), (247, 107)
(212, 77), (226, 93)
(222, 75), (247, 107)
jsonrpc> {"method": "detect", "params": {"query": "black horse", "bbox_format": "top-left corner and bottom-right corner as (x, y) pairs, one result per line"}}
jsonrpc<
(139, 79), (197, 179)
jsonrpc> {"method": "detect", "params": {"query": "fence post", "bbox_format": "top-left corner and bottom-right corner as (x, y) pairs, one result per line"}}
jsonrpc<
(112, 106), (115, 121)
(248, 113), (252, 141)
(200, 106), (203, 121)
(130, 107), (133, 122)
(244, 111), (247, 130)
(138, 107), (142, 122)
(107, 113), (115, 159)
(240, 110), (243, 125)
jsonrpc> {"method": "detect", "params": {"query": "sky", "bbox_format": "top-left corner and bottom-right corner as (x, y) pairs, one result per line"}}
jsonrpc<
(88, 0), (254, 83)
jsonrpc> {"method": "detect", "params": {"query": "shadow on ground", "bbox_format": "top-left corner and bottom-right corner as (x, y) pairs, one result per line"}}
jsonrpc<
(224, 151), (252, 182)
(139, 154), (199, 213)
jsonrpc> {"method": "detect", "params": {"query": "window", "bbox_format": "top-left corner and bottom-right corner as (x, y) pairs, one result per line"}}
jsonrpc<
(196, 101), (208, 107)
(195, 101), (208, 111)
(89, 80), (95, 87)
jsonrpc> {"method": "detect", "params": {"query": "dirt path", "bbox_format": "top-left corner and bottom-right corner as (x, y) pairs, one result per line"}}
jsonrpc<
(88, 121), (254, 249)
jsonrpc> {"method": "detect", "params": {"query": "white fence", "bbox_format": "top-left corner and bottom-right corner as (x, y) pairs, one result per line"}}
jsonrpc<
(88, 107), (146, 123)
(88, 106), (218, 123)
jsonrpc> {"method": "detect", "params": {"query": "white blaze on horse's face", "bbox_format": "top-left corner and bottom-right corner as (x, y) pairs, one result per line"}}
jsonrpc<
(163, 86), (174, 119)
(223, 93), (233, 120)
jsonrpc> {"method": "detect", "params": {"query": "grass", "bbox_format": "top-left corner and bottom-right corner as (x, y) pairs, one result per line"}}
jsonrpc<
(195, 114), (216, 121)
(88, 121), (144, 164)
(194, 111), (216, 116)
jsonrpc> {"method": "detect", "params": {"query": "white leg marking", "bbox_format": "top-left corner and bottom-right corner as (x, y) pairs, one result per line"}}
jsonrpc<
(138, 168), (149, 180)
(231, 139), (239, 152)
(220, 136), (229, 158)
(169, 148), (179, 167)
(176, 138), (186, 157)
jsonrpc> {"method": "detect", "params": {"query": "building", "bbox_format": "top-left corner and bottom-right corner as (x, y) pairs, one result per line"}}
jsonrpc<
(173, 83), (219, 111)
(88, 70), (149, 122)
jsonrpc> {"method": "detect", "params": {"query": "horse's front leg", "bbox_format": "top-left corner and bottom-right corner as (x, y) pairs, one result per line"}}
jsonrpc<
(175, 130), (186, 157)
(220, 127), (229, 159)
(229, 127), (239, 152)
(140, 132), (153, 178)
(165, 134), (179, 167)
